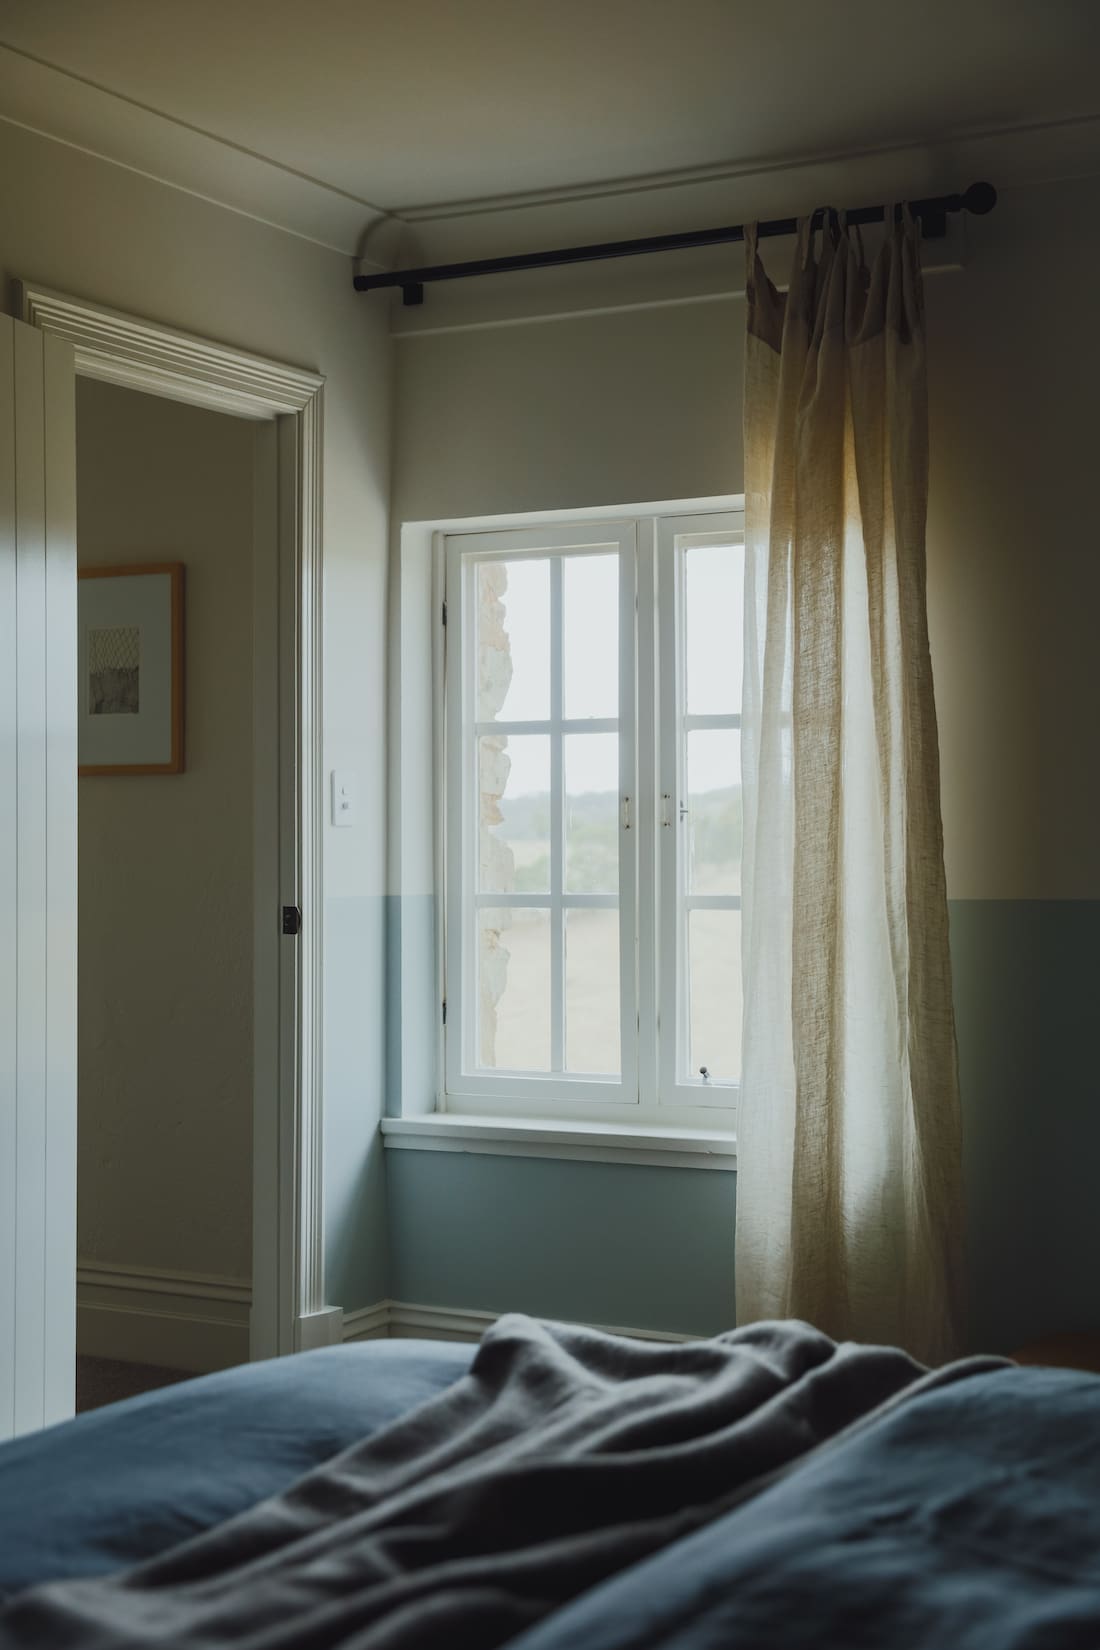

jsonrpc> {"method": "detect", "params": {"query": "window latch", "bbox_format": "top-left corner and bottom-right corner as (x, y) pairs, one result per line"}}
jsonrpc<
(622, 795), (631, 831)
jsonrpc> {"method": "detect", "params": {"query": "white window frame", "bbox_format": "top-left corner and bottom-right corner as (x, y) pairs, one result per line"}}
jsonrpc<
(657, 514), (745, 1109)
(436, 500), (744, 1133)
(443, 522), (639, 1111)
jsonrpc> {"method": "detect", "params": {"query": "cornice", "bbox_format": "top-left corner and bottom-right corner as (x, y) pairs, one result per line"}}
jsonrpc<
(0, 42), (387, 257)
(2, 40), (1097, 284)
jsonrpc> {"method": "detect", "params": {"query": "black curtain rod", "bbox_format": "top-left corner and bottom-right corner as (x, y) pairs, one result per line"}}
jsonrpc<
(354, 180), (996, 305)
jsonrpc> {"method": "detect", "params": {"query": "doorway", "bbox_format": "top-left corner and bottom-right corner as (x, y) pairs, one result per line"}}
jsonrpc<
(73, 381), (258, 1405)
(17, 284), (338, 1423)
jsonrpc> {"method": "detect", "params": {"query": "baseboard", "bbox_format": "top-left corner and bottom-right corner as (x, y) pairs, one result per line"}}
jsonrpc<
(76, 1262), (251, 1373)
(77, 1268), (697, 1368)
(341, 1302), (391, 1342)
(343, 1299), (697, 1346)
(388, 1302), (492, 1343)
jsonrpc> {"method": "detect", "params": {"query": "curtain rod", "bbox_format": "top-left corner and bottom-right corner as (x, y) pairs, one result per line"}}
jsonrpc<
(354, 181), (996, 306)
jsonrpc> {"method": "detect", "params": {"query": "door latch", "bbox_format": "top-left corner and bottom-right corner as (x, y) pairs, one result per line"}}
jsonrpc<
(282, 905), (302, 936)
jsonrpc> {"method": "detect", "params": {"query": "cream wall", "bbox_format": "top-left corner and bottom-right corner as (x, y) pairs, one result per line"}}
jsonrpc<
(76, 380), (254, 1281)
(0, 117), (392, 1311)
(923, 177), (1099, 900)
(393, 174), (1099, 903)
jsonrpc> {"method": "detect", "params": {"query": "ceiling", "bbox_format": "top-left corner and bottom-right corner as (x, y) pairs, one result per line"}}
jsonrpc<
(0, 0), (1096, 216)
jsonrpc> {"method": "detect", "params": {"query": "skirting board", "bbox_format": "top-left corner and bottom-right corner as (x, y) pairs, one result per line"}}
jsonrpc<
(75, 1266), (697, 1372)
(343, 1300), (698, 1346)
(76, 1262), (251, 1373)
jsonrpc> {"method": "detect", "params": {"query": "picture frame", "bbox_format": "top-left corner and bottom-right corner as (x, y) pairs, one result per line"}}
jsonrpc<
(77, 563), (185, 775)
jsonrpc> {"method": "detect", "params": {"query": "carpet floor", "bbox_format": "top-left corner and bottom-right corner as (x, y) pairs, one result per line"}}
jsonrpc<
(76, 1355), (191, 1413)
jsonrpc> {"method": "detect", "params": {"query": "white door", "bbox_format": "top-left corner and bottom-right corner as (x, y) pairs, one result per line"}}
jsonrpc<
(0, 315), (77, 1440)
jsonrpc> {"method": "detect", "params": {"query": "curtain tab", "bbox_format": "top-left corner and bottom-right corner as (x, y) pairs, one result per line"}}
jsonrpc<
(744, 220), (759, 294)
(801, 207), (841, 268)
(851, 220), (868, 279)
(891, 202), (920, 246)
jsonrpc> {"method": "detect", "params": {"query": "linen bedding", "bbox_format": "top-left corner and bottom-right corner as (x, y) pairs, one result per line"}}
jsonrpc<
(1, 1317), (1098, 1648)
(0, 1340), (473, 1602)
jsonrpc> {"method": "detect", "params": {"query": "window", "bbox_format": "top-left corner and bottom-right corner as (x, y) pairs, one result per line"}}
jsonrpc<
(442, 506), (743, 1127)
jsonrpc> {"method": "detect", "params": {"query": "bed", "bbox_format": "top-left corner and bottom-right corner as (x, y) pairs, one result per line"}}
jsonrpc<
(2, 1317), (1099, 1648)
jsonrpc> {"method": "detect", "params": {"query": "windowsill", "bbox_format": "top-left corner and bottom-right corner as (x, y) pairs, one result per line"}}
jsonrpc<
(379, 1113), (737, 1171)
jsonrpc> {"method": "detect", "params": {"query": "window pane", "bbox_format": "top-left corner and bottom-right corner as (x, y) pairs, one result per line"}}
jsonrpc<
(688, 908), (741, 1082)
(687, 729), (741, 894)
(479, 735), (550, 894)
(565, 909), (620, 1074)
(564, 732), (618, 893)
(478, 907), (550, 1071)
(564, 553), (618, 720)
(684, 541), (743, 714)
(477, 558), (549, 722)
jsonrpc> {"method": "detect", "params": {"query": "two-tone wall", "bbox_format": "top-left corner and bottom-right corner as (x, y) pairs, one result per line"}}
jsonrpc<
(926, 177), (1100, 1351)
(3, 112), (1095, 1353)
(389, 173), (1099, 1352)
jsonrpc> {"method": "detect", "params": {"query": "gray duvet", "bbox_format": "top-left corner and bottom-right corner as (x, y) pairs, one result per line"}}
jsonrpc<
(0, 1316), (1000, 1649)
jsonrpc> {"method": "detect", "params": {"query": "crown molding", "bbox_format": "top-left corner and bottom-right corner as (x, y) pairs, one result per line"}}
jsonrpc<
(2, 38), (1097, 286)
(384, 115), (1100, 275)
(0, 42), (388, 257)
(394, 113), (1100, 228)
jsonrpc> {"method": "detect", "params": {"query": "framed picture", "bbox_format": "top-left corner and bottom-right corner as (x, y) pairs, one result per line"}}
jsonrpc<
(78, 563), (185, 775)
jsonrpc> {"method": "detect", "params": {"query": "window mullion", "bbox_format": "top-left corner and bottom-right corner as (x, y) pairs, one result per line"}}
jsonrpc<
(635, 520), (658, 1109)
(656, 520), (680, 1106)
(676, 547), (691, 1088)
(550, 556), (564, 1075)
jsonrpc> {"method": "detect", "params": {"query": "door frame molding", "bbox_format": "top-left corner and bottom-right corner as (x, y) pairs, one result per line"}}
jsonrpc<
(19, 281), (337, 1359)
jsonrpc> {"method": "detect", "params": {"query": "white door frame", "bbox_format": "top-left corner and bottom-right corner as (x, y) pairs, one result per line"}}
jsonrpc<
(0, 314), (77, 1436)
(19, 282), (339, 1361)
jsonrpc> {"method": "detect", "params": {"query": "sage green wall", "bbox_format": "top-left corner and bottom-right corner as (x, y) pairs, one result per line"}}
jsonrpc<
(953, 900), (1100, 1351)
(389, 172), (1100, 1351)
(387, 1153), (736, 1336)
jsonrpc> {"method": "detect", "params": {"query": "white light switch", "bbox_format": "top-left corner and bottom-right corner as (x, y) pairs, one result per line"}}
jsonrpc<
(331, 768), (356, 827)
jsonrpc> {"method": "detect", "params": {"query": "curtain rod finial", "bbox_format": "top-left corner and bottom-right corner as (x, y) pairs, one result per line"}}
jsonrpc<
(963, 181), (997, 216)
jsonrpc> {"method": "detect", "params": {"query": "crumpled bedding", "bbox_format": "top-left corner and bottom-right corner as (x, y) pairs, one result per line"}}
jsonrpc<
(505, 1361), (1100, 1650)
(0, 1316), (999, 1649)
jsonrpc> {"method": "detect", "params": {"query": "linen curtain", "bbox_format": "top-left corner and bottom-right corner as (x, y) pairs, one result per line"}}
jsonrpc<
(737, 209), (964, 1366)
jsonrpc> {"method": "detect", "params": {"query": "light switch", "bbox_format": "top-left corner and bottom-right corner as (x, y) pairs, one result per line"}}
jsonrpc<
(331, 768), (356, 828)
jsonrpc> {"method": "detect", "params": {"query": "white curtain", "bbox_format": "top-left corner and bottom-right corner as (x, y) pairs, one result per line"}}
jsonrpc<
(737, 209), (965, 1365)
